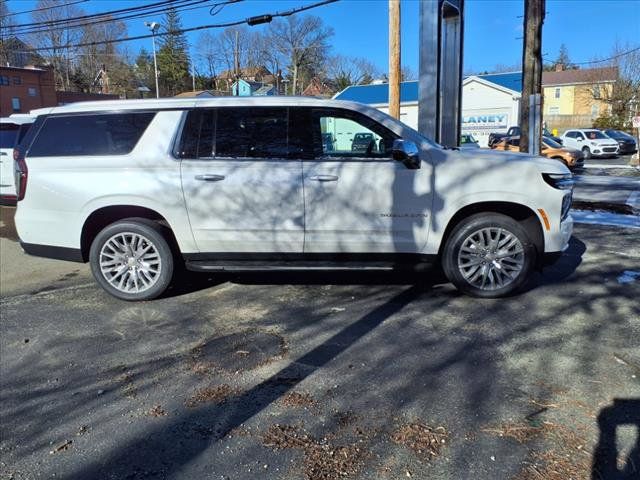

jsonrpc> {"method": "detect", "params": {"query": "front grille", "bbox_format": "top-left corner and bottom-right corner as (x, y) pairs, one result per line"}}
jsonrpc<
(603, 147), (617, 153)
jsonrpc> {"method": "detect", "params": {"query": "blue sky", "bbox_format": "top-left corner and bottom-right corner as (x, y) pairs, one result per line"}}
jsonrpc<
(6, 0), (640, 74)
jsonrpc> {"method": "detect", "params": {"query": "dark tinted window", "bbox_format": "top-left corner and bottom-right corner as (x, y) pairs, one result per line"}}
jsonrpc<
(310, 108), (398, 159)
(17, 123), (33, 144)
(0, 124), (19, 149)
(565, 131), (576, 138)
(215, 107), (288, 158)
(28, 112), (155, 157)
(178, 109), (215, 158)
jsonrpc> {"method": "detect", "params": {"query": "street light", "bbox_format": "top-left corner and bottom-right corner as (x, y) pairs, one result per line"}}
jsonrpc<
(144, 21), (160, 98)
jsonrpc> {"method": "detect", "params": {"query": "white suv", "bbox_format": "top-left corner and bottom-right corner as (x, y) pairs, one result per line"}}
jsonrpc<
(561, 129), (619, 159)
(14, 97), (573, 300)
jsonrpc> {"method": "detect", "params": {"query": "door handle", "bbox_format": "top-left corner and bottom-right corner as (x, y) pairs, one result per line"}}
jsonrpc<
(309, 175), (339, 182)
(195, 174), (225, 182)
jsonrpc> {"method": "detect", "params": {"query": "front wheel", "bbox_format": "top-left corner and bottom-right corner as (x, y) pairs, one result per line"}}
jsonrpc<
(581, 146), (591, 159)
(89, 218), (175, 301)
(442, 213), (536, 298)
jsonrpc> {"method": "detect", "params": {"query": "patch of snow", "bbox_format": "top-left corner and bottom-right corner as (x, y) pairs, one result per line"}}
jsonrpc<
(571, 210), (640, 229)
(617, 271), (640, 284)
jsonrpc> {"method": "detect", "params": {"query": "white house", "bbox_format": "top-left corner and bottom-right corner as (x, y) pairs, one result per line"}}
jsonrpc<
(333, 72), (522, 147)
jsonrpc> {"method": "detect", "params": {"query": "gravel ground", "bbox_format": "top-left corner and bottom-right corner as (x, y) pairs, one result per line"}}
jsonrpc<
(0, 212), (639, 480)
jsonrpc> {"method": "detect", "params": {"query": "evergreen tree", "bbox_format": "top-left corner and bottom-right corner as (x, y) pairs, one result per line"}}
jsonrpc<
(157, 8), (190, 96)
(555, 44), (572, 69)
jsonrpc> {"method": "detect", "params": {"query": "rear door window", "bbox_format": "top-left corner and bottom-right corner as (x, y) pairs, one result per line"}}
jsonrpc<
(215, 107), (288, 159)
(178, 107), (289, 160)
(28, 112), (156, 157)
(0, 124), (19, 149)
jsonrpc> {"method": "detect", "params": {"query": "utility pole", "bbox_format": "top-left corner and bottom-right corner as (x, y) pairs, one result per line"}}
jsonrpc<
(145, 22), (160, 99)
(388, 0), (401, 119)
(519, 0), (545, 154)
(102, 64), (109, 94)
(233, 29), (240, 95)
(192, 63), (196, 92)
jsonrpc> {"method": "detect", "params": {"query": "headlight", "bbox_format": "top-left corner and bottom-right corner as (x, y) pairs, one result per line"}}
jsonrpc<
(543, 173), (574, 190)
(590, 141), (597, 146)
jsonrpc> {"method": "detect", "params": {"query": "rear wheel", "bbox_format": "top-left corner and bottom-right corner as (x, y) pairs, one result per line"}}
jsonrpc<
(581, 146), (591, 159)
(442, 213), (536, 298)
(89, 218), (174, 301)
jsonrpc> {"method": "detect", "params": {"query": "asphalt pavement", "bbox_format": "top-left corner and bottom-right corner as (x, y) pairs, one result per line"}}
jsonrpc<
(1, 209), (638, 480)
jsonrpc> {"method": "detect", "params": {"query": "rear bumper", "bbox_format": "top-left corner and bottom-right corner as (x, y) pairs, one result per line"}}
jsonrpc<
(20, 242), (84, 262)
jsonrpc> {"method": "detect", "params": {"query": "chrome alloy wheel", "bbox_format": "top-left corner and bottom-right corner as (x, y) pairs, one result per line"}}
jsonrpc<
(457, 227), (525, 291)
(99, 232), (162, 294)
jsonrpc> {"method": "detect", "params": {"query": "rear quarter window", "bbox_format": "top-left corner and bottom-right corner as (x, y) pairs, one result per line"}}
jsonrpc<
(27, 112), (156, 157)
(0, 124), (19, 149)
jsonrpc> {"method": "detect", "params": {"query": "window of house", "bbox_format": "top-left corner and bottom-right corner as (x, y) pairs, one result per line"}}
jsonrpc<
(310, 108), (398, 159)
(28, 87), (37, 97)
(591, 104), (600, 117)
(13, 76), (21, 85)
(28, 112), (156, 157)
(0, 76), (10, 86)
(11, 98), (21, 112)
(554, 88), (560, 99)
(593, 85), (601, 99)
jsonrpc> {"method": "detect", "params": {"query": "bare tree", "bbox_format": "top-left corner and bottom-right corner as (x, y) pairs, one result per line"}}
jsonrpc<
(400, 66), (417, 81)
(196, 31), (221, 84)
(267, 15), (333, 95)
(586, 42), (640, 127)
(326, 54), (379, 91)
(28, 0), (85, 90)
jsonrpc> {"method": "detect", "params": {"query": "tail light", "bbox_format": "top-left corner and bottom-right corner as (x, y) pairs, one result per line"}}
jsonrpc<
(14, 147), (28, 201)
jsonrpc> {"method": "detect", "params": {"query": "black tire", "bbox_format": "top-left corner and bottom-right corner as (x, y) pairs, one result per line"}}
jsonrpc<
(442, 213), (536, 298)
(89, 218), (175, 301)
(581, 146), (591, 159)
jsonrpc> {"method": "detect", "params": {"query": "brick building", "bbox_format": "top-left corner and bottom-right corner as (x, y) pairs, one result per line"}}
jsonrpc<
(0, 65), (57, 116)
(1, 65), (120, 117)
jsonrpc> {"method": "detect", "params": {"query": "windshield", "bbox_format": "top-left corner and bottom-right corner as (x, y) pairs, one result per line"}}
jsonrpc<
(584, 130), (607, 140)
(0, 125), (19, 149)
(543, 137), (563, 149)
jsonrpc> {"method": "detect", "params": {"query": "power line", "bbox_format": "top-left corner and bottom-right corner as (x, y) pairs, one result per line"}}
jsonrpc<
(0, 0), (89, 19)
(8, 0), (184, 29)
(571, 46), (640, 65)
(11, 0), (218, 36)
(18, 0), (339, 53)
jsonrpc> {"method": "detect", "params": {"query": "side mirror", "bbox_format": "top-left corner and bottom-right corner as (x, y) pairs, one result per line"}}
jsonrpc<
(392, 139), (421, 169)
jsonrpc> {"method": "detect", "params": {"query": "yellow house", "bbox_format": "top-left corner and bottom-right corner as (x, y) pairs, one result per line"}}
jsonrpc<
(542, 66), (617, 118)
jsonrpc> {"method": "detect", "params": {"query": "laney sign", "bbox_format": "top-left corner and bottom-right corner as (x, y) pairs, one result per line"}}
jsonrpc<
(461, 113), (509, 132)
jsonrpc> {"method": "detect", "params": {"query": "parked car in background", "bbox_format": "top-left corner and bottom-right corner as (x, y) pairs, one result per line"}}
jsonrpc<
(561, 129), (619, 159)
(1, 115), (35, 206)
(488, 126), (562, 149)
(602, 129), (638, 155)
(351, 132), (375, 153)
(460, 133), (480, 148)
(14, 97), (573, 301)
(491, 135), (584, 170)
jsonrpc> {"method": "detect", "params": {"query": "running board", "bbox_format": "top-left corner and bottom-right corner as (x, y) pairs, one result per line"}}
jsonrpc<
(185, 260), (435, 273)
